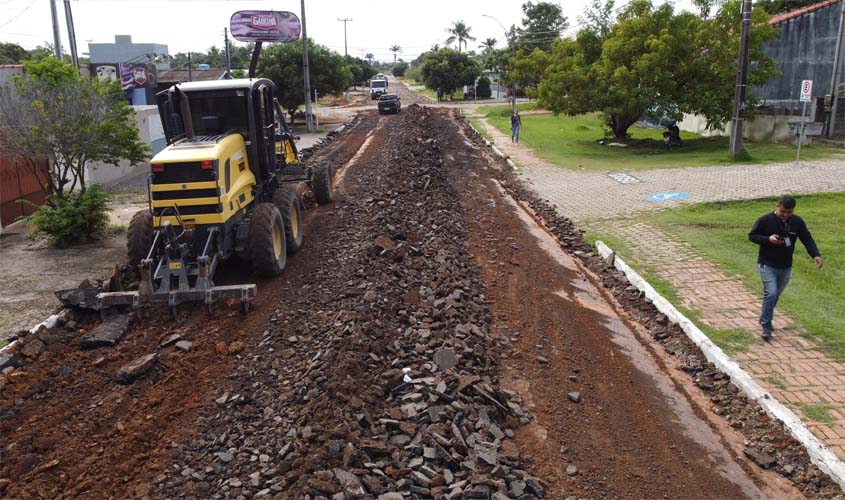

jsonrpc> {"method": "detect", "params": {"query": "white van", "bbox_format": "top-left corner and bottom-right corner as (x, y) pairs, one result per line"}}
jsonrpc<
(370, 78), (388, 99)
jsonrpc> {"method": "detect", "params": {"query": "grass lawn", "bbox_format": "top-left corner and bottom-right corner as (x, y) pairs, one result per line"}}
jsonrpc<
(475, 104), (840, 172)
(646, 193), (845, 358)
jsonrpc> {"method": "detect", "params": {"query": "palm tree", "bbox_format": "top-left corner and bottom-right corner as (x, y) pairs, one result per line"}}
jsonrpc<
(431, 43), (441, 52)
(389, 45), (402, 63)
(445, 20), (476, 52)
(479, 38), (497, 53)
(365, 53), (374, 65)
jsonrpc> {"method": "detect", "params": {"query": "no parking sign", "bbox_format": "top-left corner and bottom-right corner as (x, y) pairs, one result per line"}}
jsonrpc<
(800, 80), (813, 102)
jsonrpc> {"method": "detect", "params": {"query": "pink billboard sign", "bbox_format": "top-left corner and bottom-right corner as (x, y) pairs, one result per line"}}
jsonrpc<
(230, 10), (301, 43)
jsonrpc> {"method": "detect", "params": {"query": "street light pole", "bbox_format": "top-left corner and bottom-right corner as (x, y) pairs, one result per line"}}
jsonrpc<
(49, 0), (63, 60)
(482, 14), (516, 113)
(62, 0), (79, 71)
(338, 18), (352, 60)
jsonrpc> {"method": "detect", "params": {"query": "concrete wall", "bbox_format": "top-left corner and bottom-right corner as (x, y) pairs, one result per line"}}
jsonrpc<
(757, 1), (843, 113)
(679, 112), (815, 144)
(0, 66), (24, 88)
(85, 106), (165, 186)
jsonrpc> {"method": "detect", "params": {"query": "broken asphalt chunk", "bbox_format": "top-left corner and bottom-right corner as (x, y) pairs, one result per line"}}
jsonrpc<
(115, 352), (158, 385)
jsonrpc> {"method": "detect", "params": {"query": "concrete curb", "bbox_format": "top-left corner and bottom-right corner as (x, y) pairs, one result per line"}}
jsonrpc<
(594, 240), (845, 490)
(465, 121), (520, 172)
(0, 312), (62, 358)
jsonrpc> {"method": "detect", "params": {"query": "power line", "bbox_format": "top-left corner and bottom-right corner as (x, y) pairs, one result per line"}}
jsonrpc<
(0, 0), (36, 29)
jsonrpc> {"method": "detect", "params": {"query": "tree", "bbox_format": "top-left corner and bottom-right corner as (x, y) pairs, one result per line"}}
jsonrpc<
(510, 48), (552, 92)
(445, 20), (476, 52)
(518, 2), (569, 52)
(578, 0), (616, 39)
(420, 48), (481, 97)
(389, 45), (402, 63)
(28, 44), (56, 62)
(0, 42), (28, 64)
(392, 62), (409, 77)
(756, 0), (817, 15)
(346, 56), (378, 86)
(258, 40), (352, 113)
(430, 44), (441, 52)
(365, 52), (375, 65)
(476, 76), (492, 98)
(479, 38), (498, 52)
(0, 58), (150, 201)
(537, 0), (778, 139)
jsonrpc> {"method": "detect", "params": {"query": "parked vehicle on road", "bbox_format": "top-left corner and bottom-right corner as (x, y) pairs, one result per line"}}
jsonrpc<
(377, 94), (401, 114)
(370, 78), (388, 99)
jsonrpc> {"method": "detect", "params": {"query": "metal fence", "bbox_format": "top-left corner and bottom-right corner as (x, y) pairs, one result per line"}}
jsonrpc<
(0, 155), (48, 228)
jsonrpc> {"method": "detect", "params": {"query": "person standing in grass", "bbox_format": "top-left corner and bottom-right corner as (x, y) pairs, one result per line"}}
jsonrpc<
(510, 110), (522, 143)
(748, 195), (823, 341)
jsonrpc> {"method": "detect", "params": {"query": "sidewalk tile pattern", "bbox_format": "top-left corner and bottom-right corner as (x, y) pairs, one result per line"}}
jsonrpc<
(474, 117), (845, 460)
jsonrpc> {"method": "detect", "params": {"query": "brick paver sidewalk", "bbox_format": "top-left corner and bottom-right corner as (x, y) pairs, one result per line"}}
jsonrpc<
(474, 117), (845, 459)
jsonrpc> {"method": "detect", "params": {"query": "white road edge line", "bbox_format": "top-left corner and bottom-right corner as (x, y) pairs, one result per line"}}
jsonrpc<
(595, 240), (845, 491)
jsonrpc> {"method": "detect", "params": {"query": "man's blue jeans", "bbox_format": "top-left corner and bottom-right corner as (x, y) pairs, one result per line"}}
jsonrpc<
(512, 125), (520, 143)
(759, 264), (791, 330)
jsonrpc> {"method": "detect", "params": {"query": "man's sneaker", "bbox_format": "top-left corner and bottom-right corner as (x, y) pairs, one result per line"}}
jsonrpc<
(761, 327), (772, 341)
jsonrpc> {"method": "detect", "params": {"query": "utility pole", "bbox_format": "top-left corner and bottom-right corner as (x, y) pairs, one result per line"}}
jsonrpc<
(337, 18), (352, 60)
(224, 27), (232, 78)
(188, 52), (192, 82)
(301, 0), (314, 133)
(729, 0), (752, 157)
(62, 0), (79, 70)
(49, 0), (63, 60)
(827, 1), (845, 138)
(483, 14), (516, 113)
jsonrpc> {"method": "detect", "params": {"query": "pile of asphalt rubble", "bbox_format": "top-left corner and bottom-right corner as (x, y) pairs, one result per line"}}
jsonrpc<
(156, 105), (548, 499)
(463, 123), (840, 497)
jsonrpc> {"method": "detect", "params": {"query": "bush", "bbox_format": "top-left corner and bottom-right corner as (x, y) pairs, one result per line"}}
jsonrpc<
(29, 184), (112, 247)
(406, 65), (422, 84)
(392, 62), (408, 77)
(476, 76), (492, 98)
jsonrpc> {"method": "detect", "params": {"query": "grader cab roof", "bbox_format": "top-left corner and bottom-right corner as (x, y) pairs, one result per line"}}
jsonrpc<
(158, 78), (274, 95)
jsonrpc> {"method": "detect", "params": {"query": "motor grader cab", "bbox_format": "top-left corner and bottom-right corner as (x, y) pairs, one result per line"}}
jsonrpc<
(97, 78), (333, 315)
(97, 9), (332, 315)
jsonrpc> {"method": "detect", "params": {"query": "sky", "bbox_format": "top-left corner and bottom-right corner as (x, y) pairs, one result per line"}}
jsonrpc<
(0, 0), (696, 63)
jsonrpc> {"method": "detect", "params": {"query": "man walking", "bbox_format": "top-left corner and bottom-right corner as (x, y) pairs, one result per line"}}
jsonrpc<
(510, 111), (522, 143)
(748, 195), (823, 340)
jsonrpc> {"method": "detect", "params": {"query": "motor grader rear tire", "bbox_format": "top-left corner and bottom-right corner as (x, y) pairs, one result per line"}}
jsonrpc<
(249, 203), (287, 276)
(127, 210), (153, 268)
(273, 186), (304, 254)
(312, 160), (334, 205)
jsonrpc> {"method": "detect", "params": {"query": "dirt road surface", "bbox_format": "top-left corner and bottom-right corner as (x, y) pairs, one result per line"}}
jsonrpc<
(0, 105), (834, 499)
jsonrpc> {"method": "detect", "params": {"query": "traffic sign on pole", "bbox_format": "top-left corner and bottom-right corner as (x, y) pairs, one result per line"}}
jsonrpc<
(800, 80), (813, 102)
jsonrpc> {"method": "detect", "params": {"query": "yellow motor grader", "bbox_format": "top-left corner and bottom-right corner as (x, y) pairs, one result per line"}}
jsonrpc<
(97, 78), (333, 314)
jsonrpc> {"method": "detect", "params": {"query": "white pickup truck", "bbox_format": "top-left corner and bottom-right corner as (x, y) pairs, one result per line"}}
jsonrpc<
(370, 78), (388, 100)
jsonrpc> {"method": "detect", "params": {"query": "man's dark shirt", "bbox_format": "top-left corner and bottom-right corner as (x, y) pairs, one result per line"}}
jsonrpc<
(748, 212), (820, 268)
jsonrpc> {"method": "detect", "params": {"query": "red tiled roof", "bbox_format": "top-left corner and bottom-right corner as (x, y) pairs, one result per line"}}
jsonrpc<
(769, 0), (842, 26)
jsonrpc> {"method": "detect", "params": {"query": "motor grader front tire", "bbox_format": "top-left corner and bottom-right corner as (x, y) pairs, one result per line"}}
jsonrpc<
(249, 203), (287, 276)
(127, 210), (153, 268)
(312, 160), (334, 205)
(273, 186), (304, 254)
